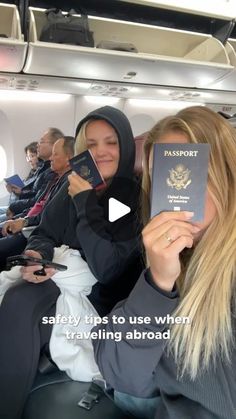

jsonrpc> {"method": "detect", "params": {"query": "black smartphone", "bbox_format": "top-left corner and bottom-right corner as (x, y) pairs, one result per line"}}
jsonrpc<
(6, 255), (67, 271)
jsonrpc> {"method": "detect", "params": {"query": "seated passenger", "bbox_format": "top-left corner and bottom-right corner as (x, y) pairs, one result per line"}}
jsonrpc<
(24, 141), (41, 181)
(92, 106), (236, 419)
(0, 106), (142, 419)
(0, 136), (75, 271)
(8, 141), (40, 200)
(0, 141), (40, 221)
(3, 127), (64, 221)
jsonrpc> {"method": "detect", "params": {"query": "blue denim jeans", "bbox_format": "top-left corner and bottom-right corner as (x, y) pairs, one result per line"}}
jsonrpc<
(114, 390), (159, 419)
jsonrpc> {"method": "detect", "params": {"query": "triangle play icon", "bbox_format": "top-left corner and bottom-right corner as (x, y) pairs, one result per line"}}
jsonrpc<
(108, 197), (131, 222)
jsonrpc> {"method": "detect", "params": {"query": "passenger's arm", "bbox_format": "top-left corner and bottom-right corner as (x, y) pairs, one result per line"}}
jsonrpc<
(21, 249), (57, 283)
(24, 213), (42, 227)
(9, 196), (37, 215)
(24, 185), (69, 260)
(73, 189), (140, 283)
(18, 190), (35, 199)
(9, 170), (55, 216)
(93, 210), (197, 396)
(92, 269), (179, 397)
(2, 213), (42, 236)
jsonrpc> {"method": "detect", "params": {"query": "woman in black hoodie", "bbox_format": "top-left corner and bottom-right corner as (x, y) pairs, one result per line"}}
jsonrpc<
(0, 106), (142, 419)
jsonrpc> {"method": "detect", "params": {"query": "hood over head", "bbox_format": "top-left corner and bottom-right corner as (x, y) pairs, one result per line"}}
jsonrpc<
(75, 106), (141, 241)
(75, 106), (135, 179)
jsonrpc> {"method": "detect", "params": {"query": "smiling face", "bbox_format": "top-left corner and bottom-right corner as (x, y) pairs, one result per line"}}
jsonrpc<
(85, 120), (120, 180)
(151, 130), (217, 240)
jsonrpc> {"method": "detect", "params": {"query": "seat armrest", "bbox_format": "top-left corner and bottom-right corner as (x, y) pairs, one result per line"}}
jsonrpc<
(22, 226), (35, 238)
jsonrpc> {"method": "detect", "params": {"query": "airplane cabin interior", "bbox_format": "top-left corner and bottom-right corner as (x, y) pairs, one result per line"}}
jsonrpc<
(0, 1), (236, 418)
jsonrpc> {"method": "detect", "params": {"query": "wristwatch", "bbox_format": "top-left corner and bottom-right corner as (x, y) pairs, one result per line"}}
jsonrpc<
(23, 217), (30, 227)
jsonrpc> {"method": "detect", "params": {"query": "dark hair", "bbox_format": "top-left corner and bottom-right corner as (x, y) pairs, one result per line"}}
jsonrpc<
(24, 141), (38, 155)
(62, 136), (75, 157)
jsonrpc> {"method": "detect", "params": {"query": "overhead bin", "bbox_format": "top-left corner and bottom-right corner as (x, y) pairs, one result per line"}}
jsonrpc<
(120, 0), (236, 20)
(209, 39), (236, 91)
(0, 3), (27, 73)
(23, 7), (233, 89)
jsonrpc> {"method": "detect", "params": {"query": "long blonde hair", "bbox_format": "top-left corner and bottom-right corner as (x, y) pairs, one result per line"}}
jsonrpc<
(142, 106), (236, 379)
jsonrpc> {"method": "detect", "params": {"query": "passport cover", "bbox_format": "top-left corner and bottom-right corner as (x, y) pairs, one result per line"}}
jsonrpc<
(151, 143), (210, 221)
(69, 150), (106, 189)
(4, 174), (24, 188)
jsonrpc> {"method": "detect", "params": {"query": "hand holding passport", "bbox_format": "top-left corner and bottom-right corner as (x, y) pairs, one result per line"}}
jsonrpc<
(69, 150), (106, 190)
(151, 143), (210, 221)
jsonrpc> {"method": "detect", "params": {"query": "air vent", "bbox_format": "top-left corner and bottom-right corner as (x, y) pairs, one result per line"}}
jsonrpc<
(91, 84), (108, 93)
(108, 87), (118, 91)
(29, 80), (39, 86)
(13, 77), (40, 91)
(89, 83), (130, 97)
(169, 91), (201, 100)
(17, 79), (27, 84)
(0, 77), (8, 84)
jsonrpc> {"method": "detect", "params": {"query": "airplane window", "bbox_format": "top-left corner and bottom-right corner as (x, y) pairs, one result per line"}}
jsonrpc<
(0, 145), (7, 181)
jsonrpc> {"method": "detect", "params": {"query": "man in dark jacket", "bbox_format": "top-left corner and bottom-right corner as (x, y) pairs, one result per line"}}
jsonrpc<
(6, 127), (64, 218)
(0, 136), (75, 271)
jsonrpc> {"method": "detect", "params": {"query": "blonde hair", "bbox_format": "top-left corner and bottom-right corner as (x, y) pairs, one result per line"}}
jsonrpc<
(142, 106), (236, 379)
(74, 120), (90, 155)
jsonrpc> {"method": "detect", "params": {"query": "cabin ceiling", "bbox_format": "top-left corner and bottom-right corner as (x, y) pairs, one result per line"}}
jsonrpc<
(1, 72), (236, 106)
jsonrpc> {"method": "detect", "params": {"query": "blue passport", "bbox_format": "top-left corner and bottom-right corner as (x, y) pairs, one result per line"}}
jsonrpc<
(151, 143), (210, 221)
(4, 174), (25, 189)
(69, 150), (106, 189)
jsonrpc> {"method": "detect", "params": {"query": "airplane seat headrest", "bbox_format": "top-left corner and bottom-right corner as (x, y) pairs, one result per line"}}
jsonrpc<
(134, 132), (148, 174)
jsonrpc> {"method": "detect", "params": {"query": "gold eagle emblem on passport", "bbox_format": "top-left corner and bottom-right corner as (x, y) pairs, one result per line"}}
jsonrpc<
(167, 164), (191, 190)
(79, 165), (91, 178)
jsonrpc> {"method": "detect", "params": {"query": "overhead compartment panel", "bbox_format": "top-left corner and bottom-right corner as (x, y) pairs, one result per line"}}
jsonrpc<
(209, 39), (236, 91)
(23, 8), (233, 89)
(24, 43), (234, 89)
(120, 0), (236, 20)
(0, 3), (27, 73)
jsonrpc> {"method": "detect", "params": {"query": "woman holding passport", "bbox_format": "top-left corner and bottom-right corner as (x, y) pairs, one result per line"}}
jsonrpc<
(0, 106), (142, 419)
(92, 106), (236, 419)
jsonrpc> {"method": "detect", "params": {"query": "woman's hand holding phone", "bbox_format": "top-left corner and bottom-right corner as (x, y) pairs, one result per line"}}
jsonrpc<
(142, 211), (200, 292)
(21, 250), (57, 284)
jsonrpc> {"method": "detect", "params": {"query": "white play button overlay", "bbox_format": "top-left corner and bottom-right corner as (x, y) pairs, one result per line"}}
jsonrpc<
(108, 197), (131, 222)
(85, 176), (145, 241)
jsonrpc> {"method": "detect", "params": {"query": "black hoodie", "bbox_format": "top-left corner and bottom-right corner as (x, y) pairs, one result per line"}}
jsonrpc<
(75, 106), (135, 179)
(26, 106), (143, 315)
